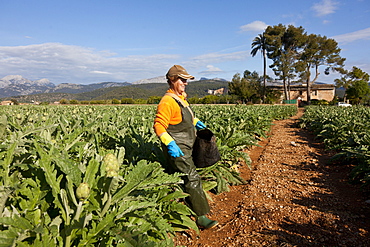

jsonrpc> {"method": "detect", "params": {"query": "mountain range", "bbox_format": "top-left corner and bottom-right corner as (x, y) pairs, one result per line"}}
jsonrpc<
(0, 75), (132, 98)
(0, 75), (229, 102)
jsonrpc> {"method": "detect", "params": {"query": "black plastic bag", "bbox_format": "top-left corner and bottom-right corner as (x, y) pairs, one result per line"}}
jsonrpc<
(192, 128), (221, 168)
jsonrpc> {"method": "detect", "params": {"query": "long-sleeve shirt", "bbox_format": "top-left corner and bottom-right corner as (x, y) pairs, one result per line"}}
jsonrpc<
(153, 89), (189, 137)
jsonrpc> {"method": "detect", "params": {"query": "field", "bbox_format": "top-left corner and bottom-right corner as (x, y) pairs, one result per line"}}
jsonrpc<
(300, 105), (370, 187)
(0, 104), (296, 247)
(2, 104), (370, 246)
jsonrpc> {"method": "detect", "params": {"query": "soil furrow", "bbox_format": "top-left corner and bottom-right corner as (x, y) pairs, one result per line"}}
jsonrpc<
(175, 109), (370, 247)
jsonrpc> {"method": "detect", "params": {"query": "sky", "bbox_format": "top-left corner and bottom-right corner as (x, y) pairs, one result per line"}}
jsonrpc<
(0, 0), (369, 85)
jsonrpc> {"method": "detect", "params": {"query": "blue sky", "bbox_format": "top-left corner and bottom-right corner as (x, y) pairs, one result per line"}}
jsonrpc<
(0, 0), (369, 84)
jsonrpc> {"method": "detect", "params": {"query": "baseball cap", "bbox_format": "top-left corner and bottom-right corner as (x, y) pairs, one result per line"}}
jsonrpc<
(166, 65), (195, 80)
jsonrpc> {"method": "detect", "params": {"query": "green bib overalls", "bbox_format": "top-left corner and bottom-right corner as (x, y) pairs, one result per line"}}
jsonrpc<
(161, 96), (210, 216)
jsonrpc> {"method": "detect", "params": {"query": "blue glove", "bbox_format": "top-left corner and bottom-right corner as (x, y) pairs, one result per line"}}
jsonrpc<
(194, 118), (206, 130)
(167, 140), (184, 158)
(160, 132), (184, 158)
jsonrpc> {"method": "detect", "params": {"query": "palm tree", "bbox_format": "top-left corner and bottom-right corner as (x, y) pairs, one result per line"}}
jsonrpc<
(251, 33), (268, 101)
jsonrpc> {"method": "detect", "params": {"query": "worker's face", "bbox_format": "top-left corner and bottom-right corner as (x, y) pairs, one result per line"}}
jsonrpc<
(171, 77), (188, 95)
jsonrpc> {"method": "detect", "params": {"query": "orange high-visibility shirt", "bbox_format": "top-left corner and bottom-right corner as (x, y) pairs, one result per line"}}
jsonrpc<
(153, 89), (189, 137)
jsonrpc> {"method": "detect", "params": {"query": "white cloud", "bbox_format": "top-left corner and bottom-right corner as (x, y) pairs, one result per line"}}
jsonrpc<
(90, 70), (112, 75)
(0, 43), (179, 83)
(199, 65), (223, 75)
(0, 43), (251, 84)
(312, 0), (339, 17)
(240, 21), (268, 32)
(332, 27), (370, 44)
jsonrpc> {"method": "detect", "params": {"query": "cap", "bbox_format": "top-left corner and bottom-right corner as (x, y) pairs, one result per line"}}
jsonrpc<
(166, 65), (195, 80)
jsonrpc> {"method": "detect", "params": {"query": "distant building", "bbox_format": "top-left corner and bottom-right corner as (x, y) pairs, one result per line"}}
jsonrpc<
(207, 87), (228, 95)
(267, 82), (335, 102)
(1, 101), (14, 105)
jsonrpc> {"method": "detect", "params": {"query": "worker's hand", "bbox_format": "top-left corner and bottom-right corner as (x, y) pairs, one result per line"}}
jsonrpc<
(160, 132), (184, 158)
(194, 118), (206, 130)
(166, 141), (184, 158)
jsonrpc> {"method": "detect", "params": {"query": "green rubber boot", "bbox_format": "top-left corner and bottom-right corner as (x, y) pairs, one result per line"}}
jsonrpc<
(196, 215), (219, 229)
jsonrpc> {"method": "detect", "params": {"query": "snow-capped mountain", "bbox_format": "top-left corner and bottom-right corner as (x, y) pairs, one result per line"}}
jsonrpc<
(0, 75), (130, 98)
(199, 77), (227, 81)
(0, 75), (56, 98)
(131, 76), (167, 84)
(131, 76), (227, 84)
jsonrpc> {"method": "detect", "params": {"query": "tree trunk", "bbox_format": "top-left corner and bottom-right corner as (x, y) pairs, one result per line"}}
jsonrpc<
(263, 49), (267, 102)
(283, 79), (288, 101)
(306, 78), (311, 104)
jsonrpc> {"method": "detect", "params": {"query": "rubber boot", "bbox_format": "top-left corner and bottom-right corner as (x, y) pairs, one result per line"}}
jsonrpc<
(196, 215), (218, 229)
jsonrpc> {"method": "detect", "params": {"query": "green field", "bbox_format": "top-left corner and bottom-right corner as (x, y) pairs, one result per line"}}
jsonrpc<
(300, 105), (370, 188)
(0, 104), (297, 246)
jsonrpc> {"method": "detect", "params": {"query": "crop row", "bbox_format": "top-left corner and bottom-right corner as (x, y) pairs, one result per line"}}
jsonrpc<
(300, 106), (370, 187)
(0, 104), (296, 246)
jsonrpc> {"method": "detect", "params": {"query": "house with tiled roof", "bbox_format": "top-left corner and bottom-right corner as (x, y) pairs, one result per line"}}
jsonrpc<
(0, 100), (14, 105)
(267, 81), (335, 102)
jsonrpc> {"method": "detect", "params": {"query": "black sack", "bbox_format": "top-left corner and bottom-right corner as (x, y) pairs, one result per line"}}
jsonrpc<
(192, 128), (221, 168)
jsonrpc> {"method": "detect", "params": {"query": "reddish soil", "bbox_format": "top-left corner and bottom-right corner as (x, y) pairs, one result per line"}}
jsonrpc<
(175, 108), (370, 247)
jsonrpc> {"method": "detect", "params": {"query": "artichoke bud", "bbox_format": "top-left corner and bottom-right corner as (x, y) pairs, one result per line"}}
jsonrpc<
(102, 153), (120, 177)
(230, 164), (239, 173)
(76, 183), (90, 200)
(106, 170), (118, 178)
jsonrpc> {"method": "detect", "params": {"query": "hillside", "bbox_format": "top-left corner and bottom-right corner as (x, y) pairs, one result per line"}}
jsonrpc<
(95, 80), (229, 100)
(3, 80), (229, 103)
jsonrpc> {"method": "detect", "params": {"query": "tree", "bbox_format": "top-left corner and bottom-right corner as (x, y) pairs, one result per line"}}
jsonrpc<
(259, 24), (346, 104)
(296, 34), (345, 103)
(201, 95), (219, 104)
(228, 73), (250, 103)
(10, 99), (19, 105)
(121, 98), (135, 104)
(112, 98), (121, 104)
(251, 33), (269, 101)
(265, 24), (305, 100)
(229, 71), (263, 103)
(346, 80), (370, 104)
(147, 96), (162, 104)
(335, 66), (370, 104)
(60, 99), (69, 104)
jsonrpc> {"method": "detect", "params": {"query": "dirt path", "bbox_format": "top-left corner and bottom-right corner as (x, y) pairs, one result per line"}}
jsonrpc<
(175, 108), (370, 247)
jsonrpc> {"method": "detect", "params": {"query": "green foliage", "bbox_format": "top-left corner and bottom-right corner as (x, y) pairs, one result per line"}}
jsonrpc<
(265, 24), (305, 88)
(260, 23), (345, 103)
(120, 98), (135, 104)
(60, 98), (69, 104)
(147, 96), (162, 104)
(0, 105), (196, 246)
(89, 100), (107, 104)
(300, 105), (370, 187)
(335, 66), (370, 104)
(0, 104), (297, 246)
(228, 72), (261, 103)
(310, 99), (329, 105)
(346, 80), (370, 104)
(111, 99), (121, 104)
(200, 95), (219, 104)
